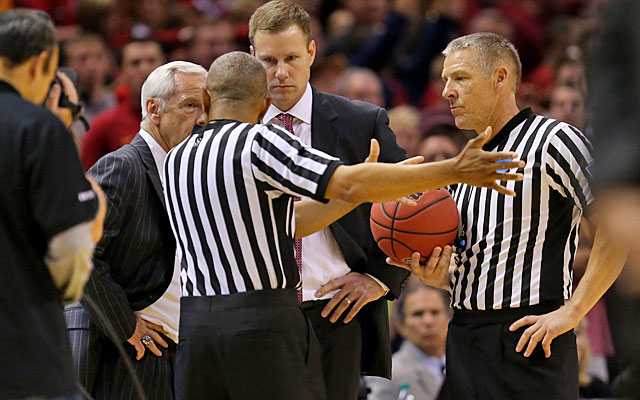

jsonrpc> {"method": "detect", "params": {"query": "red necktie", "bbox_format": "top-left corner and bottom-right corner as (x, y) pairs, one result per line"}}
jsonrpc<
(277, 113), (303, 302)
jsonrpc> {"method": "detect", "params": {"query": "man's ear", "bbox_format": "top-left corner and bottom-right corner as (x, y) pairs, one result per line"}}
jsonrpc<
(147, 98), (161, 124)
(308, 40), (316, 67)
(250, 45), (255, 56)
(30, 50), (50, 80)
(495, 66), (509, 91)
(257, 96), (272, 123)
(202, 87), (211, 115)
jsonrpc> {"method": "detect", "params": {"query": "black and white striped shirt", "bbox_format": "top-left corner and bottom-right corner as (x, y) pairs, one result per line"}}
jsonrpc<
(451, 108), (594, 310)
(164, 120), (342, 297)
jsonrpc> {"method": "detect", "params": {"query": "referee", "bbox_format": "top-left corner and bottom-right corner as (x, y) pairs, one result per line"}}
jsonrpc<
(397, 33), (627, 400)
(165, 51), (524, 400)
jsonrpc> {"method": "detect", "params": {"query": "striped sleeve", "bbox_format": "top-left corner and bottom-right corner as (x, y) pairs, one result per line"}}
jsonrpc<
(250, 124), (343, 202)
(543, 124), (594, 211)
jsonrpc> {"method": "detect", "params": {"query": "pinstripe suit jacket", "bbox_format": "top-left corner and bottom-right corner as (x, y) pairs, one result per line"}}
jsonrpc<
(66, 133), (175, 342)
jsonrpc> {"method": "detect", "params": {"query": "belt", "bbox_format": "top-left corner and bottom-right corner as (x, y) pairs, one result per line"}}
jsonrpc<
(300, 299), (330, 310)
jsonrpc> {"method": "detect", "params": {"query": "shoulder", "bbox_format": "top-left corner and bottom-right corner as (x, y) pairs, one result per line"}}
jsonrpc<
(315, 89), (382, 117)
(88, 144), (142, 184)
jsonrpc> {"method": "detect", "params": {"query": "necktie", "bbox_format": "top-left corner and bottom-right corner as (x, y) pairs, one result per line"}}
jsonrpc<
(277, 113), (303, 302)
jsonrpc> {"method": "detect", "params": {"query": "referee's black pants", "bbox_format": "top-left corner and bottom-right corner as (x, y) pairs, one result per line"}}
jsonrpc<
(175, 289), (326, 400)
(444, 302), (578, 400)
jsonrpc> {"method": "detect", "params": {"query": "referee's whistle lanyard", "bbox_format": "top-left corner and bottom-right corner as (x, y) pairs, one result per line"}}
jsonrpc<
(454, 186), (471, 256)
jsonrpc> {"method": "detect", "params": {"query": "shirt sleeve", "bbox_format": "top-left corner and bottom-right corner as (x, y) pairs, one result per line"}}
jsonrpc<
(251, 124), (343, 202)
(543, 124), (594, 212)
(24, 114), (99, 239)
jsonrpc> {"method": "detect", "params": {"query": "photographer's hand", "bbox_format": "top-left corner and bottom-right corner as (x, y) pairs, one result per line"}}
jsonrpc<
(44, 71), (78, 129)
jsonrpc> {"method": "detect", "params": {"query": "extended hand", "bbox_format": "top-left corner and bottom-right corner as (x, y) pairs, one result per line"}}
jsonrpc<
(315, 272), (386, 323)
(454, 126), (525, 196)
(509, 306), (581, 358)
(387, 246), (452, 289)
(126, 317), (169, 360)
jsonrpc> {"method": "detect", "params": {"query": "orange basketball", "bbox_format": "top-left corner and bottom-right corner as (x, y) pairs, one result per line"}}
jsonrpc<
(370, 188), (459, 264)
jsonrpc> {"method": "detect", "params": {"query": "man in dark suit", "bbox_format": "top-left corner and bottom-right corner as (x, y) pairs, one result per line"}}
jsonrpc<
(249, 2), (409, 398)
(64, 61), (207, 399)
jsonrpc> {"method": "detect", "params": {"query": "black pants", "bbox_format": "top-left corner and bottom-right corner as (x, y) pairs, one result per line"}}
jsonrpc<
(175, 289), (326, 400)
(445, 302), (578, 400)
(303, 300), (363, 400)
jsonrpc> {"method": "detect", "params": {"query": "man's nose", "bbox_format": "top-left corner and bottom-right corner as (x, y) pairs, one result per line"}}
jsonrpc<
(275, 62), (288, 81)
(195, 110), (207, 127)
(442, 82), (456, 100)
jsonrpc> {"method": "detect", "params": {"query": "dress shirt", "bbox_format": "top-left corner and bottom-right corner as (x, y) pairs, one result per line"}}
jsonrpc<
(264, 84), (388, 300)
(137, 128), (181, 343)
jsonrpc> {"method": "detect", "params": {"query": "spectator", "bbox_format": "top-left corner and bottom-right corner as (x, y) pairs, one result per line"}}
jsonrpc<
(61, 34), (116, 122)
(549, 84), (587, 132)
(418, 124), (467, 163)
(188, 19), (238, 69)
(388, 105), (421, 157)
(365, 284), (450, 400)
(555, 57), (588, 94)
(81, 38), (165, 169)
(335, 66), (384, 107)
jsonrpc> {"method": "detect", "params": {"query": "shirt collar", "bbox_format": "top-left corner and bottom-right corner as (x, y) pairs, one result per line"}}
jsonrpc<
(138, 128), (167, 183)
(0, 80), (21, 97)
(263, 83), (313, 125)
(483, 107), (534, 151)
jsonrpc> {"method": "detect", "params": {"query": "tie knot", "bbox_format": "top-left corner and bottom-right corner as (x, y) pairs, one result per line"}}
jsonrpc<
(277, 113), (295, 134)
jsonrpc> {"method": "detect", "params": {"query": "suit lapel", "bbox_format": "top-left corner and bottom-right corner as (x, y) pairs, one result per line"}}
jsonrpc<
(311, 88), (340, 156)
(130, 134), (166, 208)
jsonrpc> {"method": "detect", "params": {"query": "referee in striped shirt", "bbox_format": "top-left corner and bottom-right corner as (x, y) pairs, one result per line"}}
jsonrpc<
(165, 51), (525, 400)
(396, 33), (627, 400)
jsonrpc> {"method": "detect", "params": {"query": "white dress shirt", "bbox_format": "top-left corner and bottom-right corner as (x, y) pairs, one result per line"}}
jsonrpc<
(136, 129), (181, 343)
(264, 84), (388, 301)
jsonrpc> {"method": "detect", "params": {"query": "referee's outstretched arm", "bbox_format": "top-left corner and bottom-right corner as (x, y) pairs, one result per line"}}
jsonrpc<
(324, 126), (524, 204)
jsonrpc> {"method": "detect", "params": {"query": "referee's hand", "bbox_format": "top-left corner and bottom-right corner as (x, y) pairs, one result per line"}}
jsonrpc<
(453, 126), (526, 196)
(509, 306), (581, 358)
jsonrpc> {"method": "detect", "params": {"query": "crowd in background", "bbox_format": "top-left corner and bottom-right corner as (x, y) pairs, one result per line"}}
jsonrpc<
(3, 0), (631, 398)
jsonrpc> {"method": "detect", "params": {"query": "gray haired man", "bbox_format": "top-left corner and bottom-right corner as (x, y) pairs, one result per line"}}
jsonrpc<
(64, 61), (207, 400)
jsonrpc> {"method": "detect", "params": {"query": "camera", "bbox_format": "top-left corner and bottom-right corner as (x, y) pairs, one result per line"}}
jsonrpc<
(47, 67), (90, 130)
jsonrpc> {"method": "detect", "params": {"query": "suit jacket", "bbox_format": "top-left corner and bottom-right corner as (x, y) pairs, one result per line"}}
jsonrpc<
(365, 342), (443, 400)
(66, 134), (175, 342)
(310, 88), (410, 377)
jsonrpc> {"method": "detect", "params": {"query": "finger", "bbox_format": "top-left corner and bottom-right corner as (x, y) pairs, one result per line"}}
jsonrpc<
(488, 182), (517, 197)
(494, 172), (524, 182)
(364, 139), (380, 163)
(468, 126), (493, 148)
(436, 246), (453, 273)
(398, 155), (424, 165)
(329, 295), (353, 323)
(491, 161), (526, 172)
(321, 289), (349, 318)
(489, 152), (521, 162)
(146, 321), (168, 334)
(509, 315), (538, 332)
(386, 257), (410, 270)
(146, 329), (169, 348)
(523, 329), (545, 357)
(516, 325), (536, 353)
(315, 276), (347, 298)
(147, 341), (163, 357)
(409, 252), (422, 269)
(425, 247), (443, 272)
(133, 341), (145, 361)
(343, 296), (367, 323)
(397, 197), (417, 206)
(45, 83), (61, 110)
(541, 332), (553, 358)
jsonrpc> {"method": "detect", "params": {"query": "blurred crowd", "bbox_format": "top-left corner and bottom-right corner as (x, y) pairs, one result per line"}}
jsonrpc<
(3, 0), (633, 399)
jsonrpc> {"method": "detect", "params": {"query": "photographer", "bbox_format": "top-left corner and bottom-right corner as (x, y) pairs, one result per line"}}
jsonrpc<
(0, 8), (105, 400)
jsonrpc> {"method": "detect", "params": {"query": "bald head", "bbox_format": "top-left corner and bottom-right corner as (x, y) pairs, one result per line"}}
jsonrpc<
(206, 51), (267, 103)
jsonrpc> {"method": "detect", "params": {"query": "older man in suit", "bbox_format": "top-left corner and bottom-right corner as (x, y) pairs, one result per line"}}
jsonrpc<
(64, 61), (207, 400)
(366, 284), (451, 400)
(249, 2), (409, 398)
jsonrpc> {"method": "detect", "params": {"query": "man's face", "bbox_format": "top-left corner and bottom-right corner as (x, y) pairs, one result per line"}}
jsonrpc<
(442, 49), (496, 133)
(399, 289), (450, 356)
(344, 72), (384, 107)
(549, 86), (585, 130)
(190, 23), (236, 68)
(121, 42), (165, 97)
(251, 24), (316, 112)
(65, 40), (110, 94)
(419, 135), (461, 162)
(157, 71), (207, 148)
(393, 125), (421, 157)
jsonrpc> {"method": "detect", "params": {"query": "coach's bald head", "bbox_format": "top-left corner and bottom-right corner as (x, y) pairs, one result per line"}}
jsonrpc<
(205, 51), (270, 123)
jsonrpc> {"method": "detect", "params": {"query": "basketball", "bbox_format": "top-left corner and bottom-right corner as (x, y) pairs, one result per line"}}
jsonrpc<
(370, 188), (459, 264)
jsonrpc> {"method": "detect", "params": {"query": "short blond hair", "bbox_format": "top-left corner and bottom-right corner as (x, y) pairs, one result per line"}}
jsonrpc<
(249, 0), (311, 45)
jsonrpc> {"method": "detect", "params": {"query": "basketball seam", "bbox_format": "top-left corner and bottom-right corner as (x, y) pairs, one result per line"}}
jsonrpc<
(391, 202), (400, 261)
(370, 218), (457, 235)
(393, 195), (452, 221)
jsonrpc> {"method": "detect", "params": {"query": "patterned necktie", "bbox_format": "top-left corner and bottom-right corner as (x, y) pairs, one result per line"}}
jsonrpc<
(277, 113), (303, 302)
